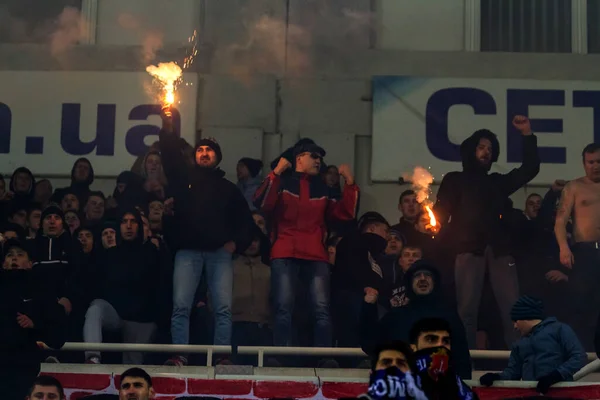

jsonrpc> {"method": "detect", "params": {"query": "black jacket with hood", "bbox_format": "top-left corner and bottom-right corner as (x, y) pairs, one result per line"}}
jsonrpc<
(434, 130), (540, 256)
(159, 130), (254, 252)
(360, 260), (472, 379)
(51, 157), (95, 205)
(92, 208), (160, 323)
(9, 166), (35, 207)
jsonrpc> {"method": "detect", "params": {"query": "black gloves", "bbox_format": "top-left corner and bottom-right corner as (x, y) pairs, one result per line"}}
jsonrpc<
(536, 370), (563, 394)
(479, 373), (501, 387)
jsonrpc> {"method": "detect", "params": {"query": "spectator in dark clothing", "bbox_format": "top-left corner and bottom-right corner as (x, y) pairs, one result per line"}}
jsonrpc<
(83, 208), (160, 365)
(33, 179), (53, 209)
(59, 188), (81, 213)
(2, 221), (27, 242)
(64, 209), (81, 234)
(380, 245), (423, 311)
(8, 201), (28, 229)
(26, 203), (42, 239)
(255, 140), (359, 348)
(75, 226), (95, 255)
(361, 260), (472, 379)
(480, 296), (586, 395)
(27, 375), (66, 400)
(523, 193), (542, 220)
(148, 197), (164, 234)
(434, 116), (540, 349)
(385, 228), (404, 257)
(391, 190), (420, 246)
(0, 238), (66, 399)
(410, 318), (477, 400)
(237, 157), (264, 211)
(160, 110), (254, 366)
(52, 158), (94, 205)
(9, 166), (35, 206)
(100, 220), (117, 250)
(83, 191), (106, 230)
(332, 212), (389, 348)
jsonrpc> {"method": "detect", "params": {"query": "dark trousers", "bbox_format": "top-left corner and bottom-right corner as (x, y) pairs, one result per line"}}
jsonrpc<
(568, 242), (600, 350)
(0, 360), (40, 400)
(232, 321), (273, 365)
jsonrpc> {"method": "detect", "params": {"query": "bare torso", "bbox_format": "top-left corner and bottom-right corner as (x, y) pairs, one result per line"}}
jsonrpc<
(570, 177), (600, 242)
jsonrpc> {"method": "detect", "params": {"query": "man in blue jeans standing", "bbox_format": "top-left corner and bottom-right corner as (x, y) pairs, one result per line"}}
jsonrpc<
(160, 108), (253, 366)
(254, 140), (359, 348)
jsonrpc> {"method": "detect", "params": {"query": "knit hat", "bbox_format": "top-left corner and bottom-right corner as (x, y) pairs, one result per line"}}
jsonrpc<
(357, 211), (389, 231)
(510, 295), (544, 321)
(196, 137), (222, 164)
(41, 203), (65, 222)
(238, 158), (264, 178)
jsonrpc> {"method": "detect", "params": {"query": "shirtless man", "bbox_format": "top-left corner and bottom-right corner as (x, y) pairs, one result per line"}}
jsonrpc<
(555, 142), (600, 348)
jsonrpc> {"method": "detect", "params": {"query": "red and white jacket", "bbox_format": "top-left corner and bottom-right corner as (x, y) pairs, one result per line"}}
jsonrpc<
(254, 171), (359, 262)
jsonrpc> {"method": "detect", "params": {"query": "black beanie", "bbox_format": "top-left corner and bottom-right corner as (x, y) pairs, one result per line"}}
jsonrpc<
(238, 158), (263, 178)
(511, 295), (544, 321)
(41, 204), (65, 222)
(196, 138), (223, 165)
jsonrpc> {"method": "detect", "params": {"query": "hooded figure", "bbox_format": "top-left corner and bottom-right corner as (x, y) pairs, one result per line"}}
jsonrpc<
(237, 157), (264, 211)
(434, 124), (540, 350)
(51, 158), (95, 206)
(9, 166), (35, 206)
(361, 260), (472, 379)
(0, 238), (66, 398)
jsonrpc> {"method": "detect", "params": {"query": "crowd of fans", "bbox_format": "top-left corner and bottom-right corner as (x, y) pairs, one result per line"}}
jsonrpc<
(2, 110), (600, 398)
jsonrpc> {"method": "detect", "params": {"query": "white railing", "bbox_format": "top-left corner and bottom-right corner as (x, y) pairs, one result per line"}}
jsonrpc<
(53, 343), (599, 370)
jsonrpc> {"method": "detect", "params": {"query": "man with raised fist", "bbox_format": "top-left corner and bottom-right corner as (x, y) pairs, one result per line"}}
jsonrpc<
(254, 140), (359, 348)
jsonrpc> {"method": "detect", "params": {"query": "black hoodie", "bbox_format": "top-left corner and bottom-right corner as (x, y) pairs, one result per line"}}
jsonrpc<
(360, 260), (472, 379)
(434, 130), (540, 256)
(51, 158), (95, 205)
(9, 167), (35, 206)
(93, 208), (160, 323)
(159, 130), (254, 252)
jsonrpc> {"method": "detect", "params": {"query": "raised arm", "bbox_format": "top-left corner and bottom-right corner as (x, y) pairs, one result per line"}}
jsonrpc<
(158, 107), (189, 192)
(326, 165), (359, 222)
(555, 182), (575, 269)
(253, 158), (289, 214)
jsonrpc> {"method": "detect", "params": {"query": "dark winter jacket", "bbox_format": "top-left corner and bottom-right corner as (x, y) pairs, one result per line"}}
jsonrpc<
(434, 131), (540, 256)
(9, 167), (35, 206)
(93, 208), (160, 323)
(159, 130), (254, 253)
(52, 158), (95, 205)
(501, 317), (586, 381)
(360, 260), (472, 379)
(255, 171), (359, 262)
(332, 232), (388, 293)
(0, 269), (66, 364)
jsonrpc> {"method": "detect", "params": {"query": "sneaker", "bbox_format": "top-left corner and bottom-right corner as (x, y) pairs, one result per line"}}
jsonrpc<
(85, 356), (101, 364)
(165, 355), (188, 367)
(44, 356), (60, 364)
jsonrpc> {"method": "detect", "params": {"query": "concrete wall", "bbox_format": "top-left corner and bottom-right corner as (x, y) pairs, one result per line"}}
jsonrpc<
(0, 0), (597, 221)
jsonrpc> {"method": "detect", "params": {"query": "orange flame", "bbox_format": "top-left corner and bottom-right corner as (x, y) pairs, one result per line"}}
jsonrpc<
(146, 62), (182, 106)
(425, 205), (437, 227)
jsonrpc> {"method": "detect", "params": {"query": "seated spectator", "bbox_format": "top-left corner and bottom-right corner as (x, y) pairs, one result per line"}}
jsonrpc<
(9, 166), (35, 206)
(33, 179), (53, 209)
(332, 212), (389, 348)
(231, 229), (273, 364)
(0, 238), (66, 399)
(237, 157), (263, 210)
(59, 189), (81, 213)
(118, 367), (155, 399)
(361, 260), (472, 379)
(480, 296), (587, 394)
(8, 202), (28, 229)
(410, 318), (476, 400)
(26, 203), (42, 239)
(82, 191), (106, 229)
(2, 222), (27, 242)
(83, 208), (159, 364)
(361, 341), (427, 400)
(26, 376), (65, 400)
(51, 158), (94, 205)
(64, 210), (81, 234)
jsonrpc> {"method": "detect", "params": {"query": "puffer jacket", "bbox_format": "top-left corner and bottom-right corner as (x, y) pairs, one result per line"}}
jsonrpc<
(500, 317), (586, 381)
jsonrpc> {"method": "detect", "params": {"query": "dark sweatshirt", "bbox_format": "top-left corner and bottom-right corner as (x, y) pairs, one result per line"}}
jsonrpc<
(51, 157), (95, 205)
(360, 260), (472, 379)
(159, 131), (253, 253)
(434, 131), (540, 256)
(9, 167), (35, 207)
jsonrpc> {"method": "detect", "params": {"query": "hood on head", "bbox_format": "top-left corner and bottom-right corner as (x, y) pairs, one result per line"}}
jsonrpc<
(9, 167), (35, 195)
(460, 129), (500, 172)
(1, 222), (27, 241)
(404, 259), (441, 301)
(71, 157), (94, 186)
(116, 207), (144, 245)
(238, 157), (264, 178)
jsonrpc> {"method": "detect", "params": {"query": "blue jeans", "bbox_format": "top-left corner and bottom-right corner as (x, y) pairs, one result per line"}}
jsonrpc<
(271, 258), (332, 347)
(171, 248), (233, 346)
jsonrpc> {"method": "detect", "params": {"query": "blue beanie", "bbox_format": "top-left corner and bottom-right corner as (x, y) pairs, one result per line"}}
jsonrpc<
(510, 295), (544, 321)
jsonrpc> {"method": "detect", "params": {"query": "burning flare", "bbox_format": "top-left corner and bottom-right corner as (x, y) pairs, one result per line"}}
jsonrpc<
(146, 62), (183, 107)
(425, 205), (437, 227)
(402, 167), (438, 233)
